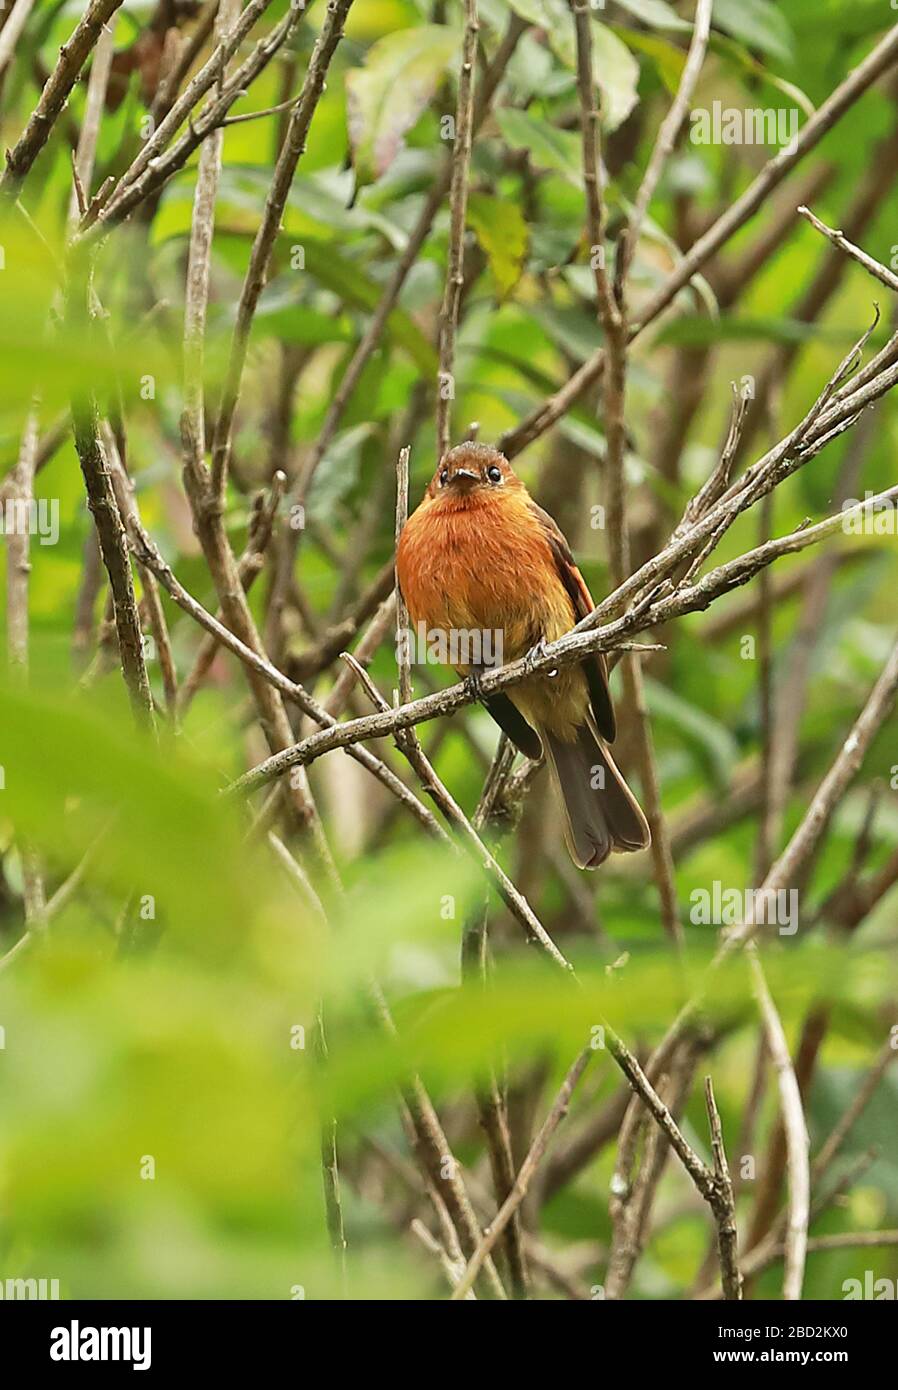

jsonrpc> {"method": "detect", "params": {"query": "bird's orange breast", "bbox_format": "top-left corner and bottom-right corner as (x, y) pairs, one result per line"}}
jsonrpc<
(397, 487), (575, 658)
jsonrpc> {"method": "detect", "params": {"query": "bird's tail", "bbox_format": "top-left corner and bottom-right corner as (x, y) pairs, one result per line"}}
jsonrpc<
(542, 720), (651, 870)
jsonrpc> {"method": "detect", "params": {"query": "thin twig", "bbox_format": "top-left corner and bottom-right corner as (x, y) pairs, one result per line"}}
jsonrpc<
(1, 0), (124, 198)
(0, 0), (37, 80)
(221, 92), (305, 126)
(128, 521), (447, 842)
(69, 311), (155, 730)
(182, 0), (241, 472)
(450, 1049), (591, 1300)
(267, 16), (527, 642)
(621, 0), (713, 283)
(83, 0), (304, 238)
(4, 406), (46, 935)
(210, 0), (356, 501)
(435, 0), (479, 458)
(704, 1076), (742, 1301)
(498, 23), (898, 458)
(394, 446), (414, 712)
(66, 15), (116, 224)
(799, 204), (898, 294)
(102, 424), (178, 717)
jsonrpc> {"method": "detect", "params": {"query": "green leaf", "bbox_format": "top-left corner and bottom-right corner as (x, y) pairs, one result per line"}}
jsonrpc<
(251, 297), (356, 348)
(345, 26), (459, 188)
(506, 4), (639, 130)
(613, 0), (690, 29)
(307, 423), (377, 522)
(613, 25), (686, 96)
(529, 302), (601, 362)
(712, 33), (816, 120)
(712, 0), (794, 64)
(283, 239), (437, 374)
(496, 108), (582, 184)
(591, 21), (641, 131)
(645, 679), (740, 790)
(655, 314), (836, 349)
(505, 0), (554, 27)
(467, 193), (529, 300)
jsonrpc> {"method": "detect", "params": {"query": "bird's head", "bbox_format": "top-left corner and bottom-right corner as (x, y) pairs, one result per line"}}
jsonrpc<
(425, 443), (519, 503)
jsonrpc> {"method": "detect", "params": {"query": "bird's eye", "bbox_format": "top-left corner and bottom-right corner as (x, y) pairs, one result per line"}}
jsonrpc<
(486, 465), (502, 484)
(439, 468), (449, 486)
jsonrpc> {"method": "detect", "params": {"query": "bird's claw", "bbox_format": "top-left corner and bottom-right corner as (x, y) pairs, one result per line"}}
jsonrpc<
(524, 638), (549, 675)
(464, 670), (485, 702)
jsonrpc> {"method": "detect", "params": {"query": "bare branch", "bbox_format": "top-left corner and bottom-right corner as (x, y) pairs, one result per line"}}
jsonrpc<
(182, 0), (241, 473)
(435, 0), (479, 459)
(394, 446), (414, 711)
(66, 15), (116, 225)
(69, 327), (155, 729)
(127, 521), (448, 842)
(5, 408), (38, 671)
(210, 0), (356, 500)
(1, 0), (124, 198)
(704, 1076), (742, 1301)
(748, 947), (809, 1301)
(799, 204), (898, 294)
(622, 0), (713, 283)
(569, 0), (619, 332)
(0, 0), (37, 82)
(85, 1), (304, 238)
(451, 1049), (590, 1300)
(499, 23), (898, 458)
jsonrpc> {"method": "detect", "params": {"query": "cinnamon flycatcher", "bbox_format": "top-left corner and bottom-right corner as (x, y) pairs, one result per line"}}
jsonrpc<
(396, 442), (651, 868)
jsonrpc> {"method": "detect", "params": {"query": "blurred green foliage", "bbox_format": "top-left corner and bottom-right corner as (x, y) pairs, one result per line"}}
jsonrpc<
(1, 0), (897, 1300)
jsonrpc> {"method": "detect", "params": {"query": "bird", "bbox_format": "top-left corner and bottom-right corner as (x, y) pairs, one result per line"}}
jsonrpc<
(395, 441), (651, 869)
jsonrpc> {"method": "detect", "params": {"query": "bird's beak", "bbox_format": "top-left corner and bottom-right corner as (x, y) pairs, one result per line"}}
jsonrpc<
(451, 468), (480, 486)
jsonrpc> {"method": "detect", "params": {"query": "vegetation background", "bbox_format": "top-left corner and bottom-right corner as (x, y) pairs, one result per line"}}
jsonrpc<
(1, 0), (897, 1301)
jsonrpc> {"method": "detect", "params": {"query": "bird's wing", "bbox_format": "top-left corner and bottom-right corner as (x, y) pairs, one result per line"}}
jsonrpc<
(528, 500), (616, 742)
(482, 693), (544, 760)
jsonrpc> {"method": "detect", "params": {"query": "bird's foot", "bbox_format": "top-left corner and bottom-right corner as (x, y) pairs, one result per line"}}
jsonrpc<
(523, 637), (550, 675)
(464, 669), (485, 702)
